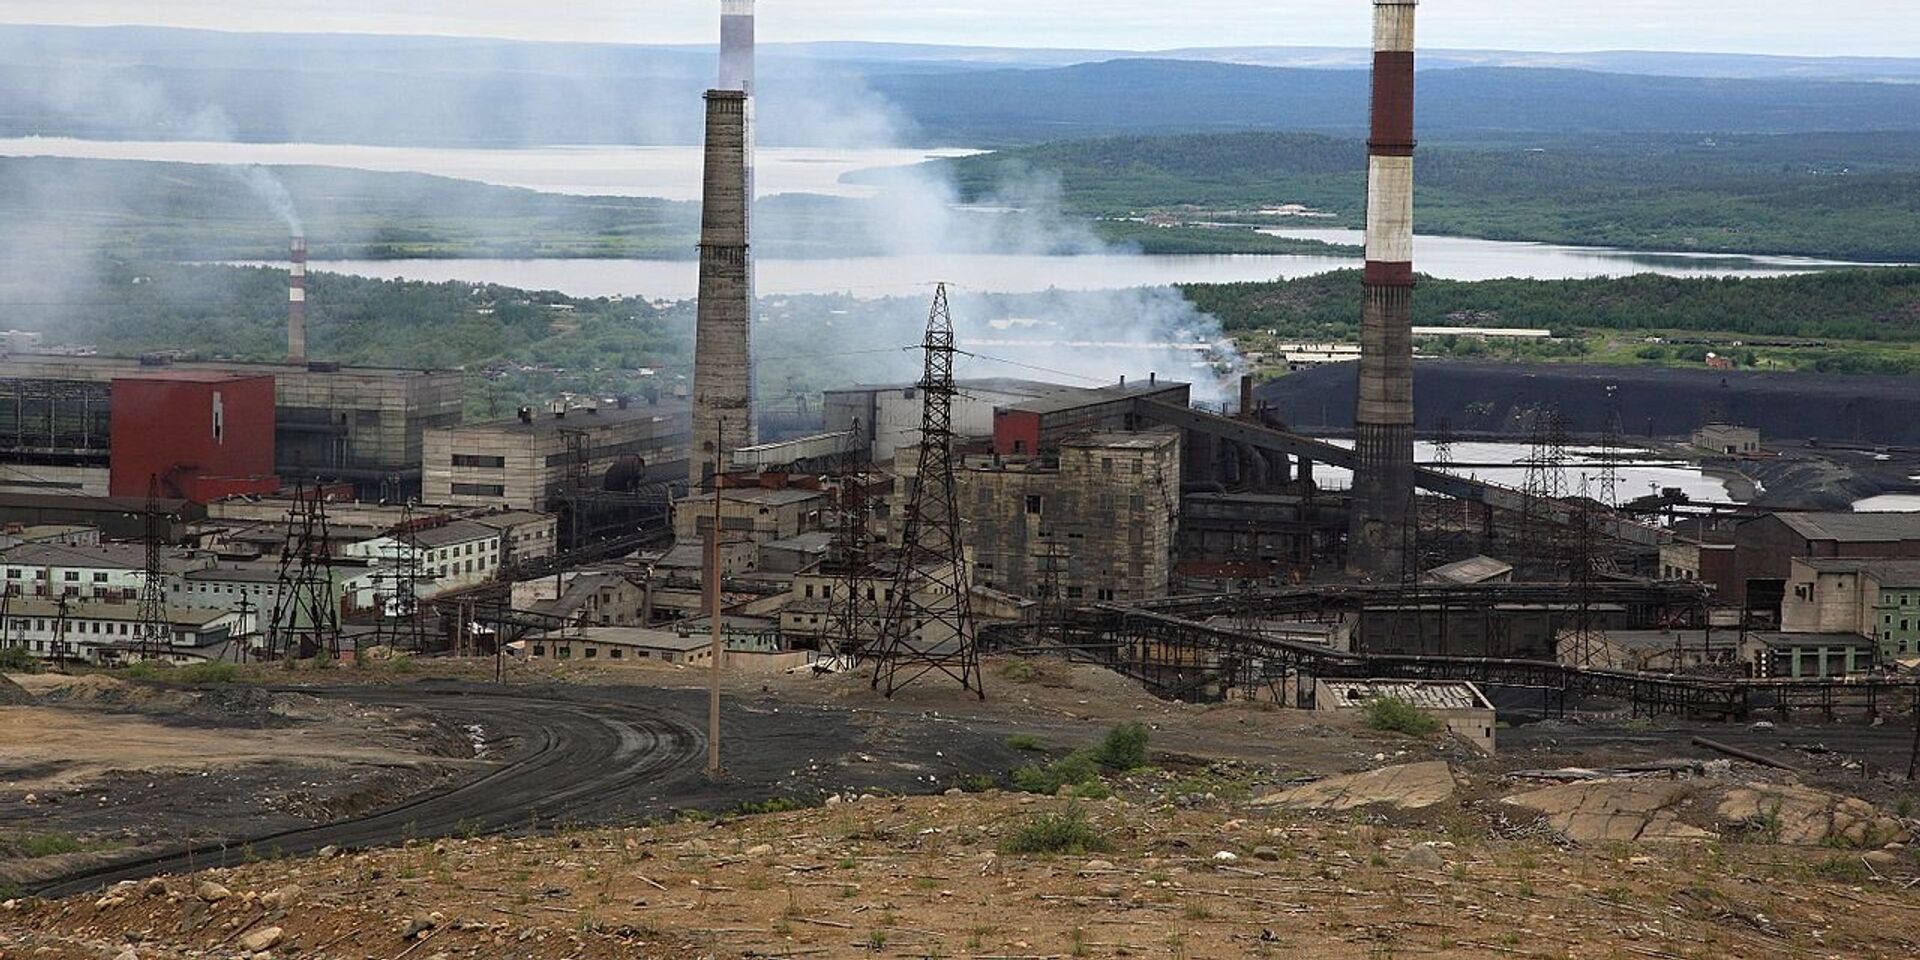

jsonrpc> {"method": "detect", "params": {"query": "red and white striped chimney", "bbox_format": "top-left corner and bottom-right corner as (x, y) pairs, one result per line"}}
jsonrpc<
(1349, 0), (1418, 578)
(287, 235), (307, 366)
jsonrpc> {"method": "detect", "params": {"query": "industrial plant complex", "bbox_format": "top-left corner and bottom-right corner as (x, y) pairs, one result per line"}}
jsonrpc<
(5, 3), (1920, 945)
(1, 0), (1917, 712)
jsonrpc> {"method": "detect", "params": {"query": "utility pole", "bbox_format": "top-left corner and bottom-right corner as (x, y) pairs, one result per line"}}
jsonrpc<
(707, 416), (726, 780)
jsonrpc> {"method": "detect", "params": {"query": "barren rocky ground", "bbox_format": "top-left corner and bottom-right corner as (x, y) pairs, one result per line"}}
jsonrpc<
(4, 656), (1920, 958)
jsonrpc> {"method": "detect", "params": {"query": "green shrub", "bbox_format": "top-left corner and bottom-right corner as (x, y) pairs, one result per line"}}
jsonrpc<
(1000, 805), (1108, 856)
(0, 646), (41, 672)
(1006, 734), (1048, 752)
(1001, 660), (1039, 683)
(1, 832), (117, 858)
(1092, 722), (1150, 771)
(736, 796), (808, 816)
(1809, 856), (1872, 883)
(1012, 751), (1100, 795)
(956, 774), (997, 793)
(1362, 697), (1442, 736)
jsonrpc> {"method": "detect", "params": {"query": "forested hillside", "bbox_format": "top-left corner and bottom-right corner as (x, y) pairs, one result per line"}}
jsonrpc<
(941, 131), (1920, 260)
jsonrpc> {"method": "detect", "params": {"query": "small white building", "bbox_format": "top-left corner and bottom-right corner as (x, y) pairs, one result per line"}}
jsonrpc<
(469, 511), (559, 565)
(0, 599), (252, 664)
(1692, 423), (1761, 456)
(1314, 678), (1498, 755)
(343, 519), (505, 606)
(0, 542), (208, 603)
(175, 562), (289, 615)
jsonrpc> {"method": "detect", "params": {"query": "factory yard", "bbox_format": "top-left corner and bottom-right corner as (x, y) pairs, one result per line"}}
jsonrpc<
(4, 658), (1920, 958)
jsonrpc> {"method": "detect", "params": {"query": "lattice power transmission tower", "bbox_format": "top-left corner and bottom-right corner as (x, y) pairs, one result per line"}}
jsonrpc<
(871, 284), (983, 698)
(134, 474), (172, 661)
(1597, 384), (1625, 509)
(371, 504), (427, 656)
(825, 421), (875, 662)
(267, 485), (342, 660)
(1431, 416), (1455, 468)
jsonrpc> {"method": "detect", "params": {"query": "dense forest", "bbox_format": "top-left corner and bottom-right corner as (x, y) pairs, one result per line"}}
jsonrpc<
(0, 157), (1357, 264)
(1182, 268), (1920, 342)
(21, 262), (1920, 425)
(940, 131), (1920, 261)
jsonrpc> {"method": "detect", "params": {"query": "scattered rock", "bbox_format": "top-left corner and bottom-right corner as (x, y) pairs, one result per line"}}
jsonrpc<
(402, 913), (438, 939)
(194, 881), (231, 903)
(1351, 825), (1378, 847)
(1251, 846), (1281, 862)
(143, 879), (168, 899)
(1717, 784), (1910, 848)
(237, 926), (284, 952)
(113, 949), (138, 960)
(744, 844), (774, 857)
(259, 885), (302, 911)
(1503, 780), (1715, 843)
(1081, 860), (1116, 873)
(1212, 851), (1239, 863)
(1864, 851), (1900, 868)
(317, 845), (340, 859)
(1402, 843), (1446, 870)
(1255, 762), (1459, 813)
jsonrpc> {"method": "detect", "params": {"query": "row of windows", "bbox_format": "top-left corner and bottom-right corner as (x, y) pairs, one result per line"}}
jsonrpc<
(452, 454), (508, 469)
(452, 483), (507, 497)
(3, 617), (173, 638)
(5, 569), (117, 582)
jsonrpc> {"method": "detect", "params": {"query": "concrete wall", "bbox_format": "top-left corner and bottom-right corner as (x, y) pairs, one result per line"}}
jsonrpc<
(958, 430), (1180, 603)
(1781, 560), (1871, 635)
(423, 405), (689, 512)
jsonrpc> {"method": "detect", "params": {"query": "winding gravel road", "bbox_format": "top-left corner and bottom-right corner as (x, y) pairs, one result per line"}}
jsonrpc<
(32, 680), (1026, 897)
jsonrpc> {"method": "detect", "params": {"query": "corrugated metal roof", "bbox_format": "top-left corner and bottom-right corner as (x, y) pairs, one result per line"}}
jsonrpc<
(1775, 511), (1920, 543)
(1000, 380), (1190, 416)
(1426, 555), (1514, 585)
(1321, 679), (1491, 711)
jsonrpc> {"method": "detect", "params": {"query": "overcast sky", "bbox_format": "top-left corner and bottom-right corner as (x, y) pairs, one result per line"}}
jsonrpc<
(1, 1), (1913, 58)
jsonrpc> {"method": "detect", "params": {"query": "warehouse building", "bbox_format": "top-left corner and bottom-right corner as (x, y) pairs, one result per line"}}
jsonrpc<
(421, 400), (690, 512)
(0, 355), (463, 499)
(825, 378), (1071, 461)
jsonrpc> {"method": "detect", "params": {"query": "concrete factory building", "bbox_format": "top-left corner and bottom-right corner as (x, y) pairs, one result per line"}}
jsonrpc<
(825, 378), (1075, 461)
(421, 400), (690, 512)
(961, 430), (1182, 603)
(0, 354), (462, 500)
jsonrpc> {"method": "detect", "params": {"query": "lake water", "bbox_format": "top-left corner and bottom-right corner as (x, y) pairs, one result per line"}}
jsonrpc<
(283, 235), (1878, 299)
(0, 136), (977, 202)
(24, 135), (1896, 298)
(1854, 493), (1920, 512)
(1315, 440), (1736, 504)
(1258, 227), (1881, 282)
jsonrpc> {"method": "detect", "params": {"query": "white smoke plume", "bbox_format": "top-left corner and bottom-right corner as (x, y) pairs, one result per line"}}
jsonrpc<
(232, 163), (304, 236)
(751, 52), (1247, 406)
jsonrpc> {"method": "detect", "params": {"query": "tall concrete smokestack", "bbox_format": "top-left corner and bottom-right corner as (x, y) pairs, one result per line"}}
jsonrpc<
(690, 89), (753, 485)
(1349, 0), (1418, 578)
(287, 234), (308, 366)
(691, 0), (757, 484)
(719, 0), (755, 94)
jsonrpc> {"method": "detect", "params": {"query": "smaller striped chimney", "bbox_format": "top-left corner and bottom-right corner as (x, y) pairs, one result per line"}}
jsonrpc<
(288, 235), (307, 366)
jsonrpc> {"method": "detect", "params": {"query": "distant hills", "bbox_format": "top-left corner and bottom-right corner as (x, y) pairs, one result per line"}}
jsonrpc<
(2, 26), (1919, 148)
